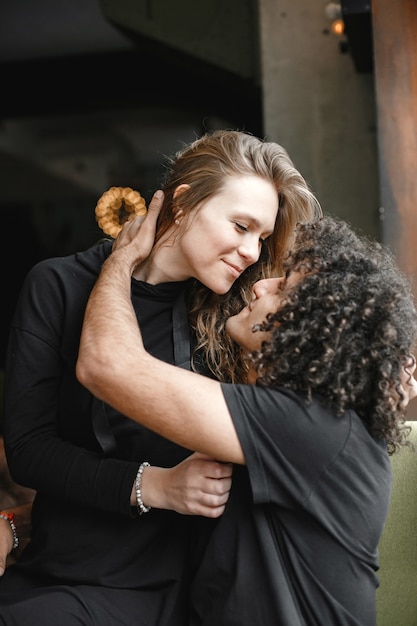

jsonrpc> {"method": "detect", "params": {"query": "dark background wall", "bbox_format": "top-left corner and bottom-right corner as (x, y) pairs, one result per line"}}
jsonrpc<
(0, 0), (389, 374)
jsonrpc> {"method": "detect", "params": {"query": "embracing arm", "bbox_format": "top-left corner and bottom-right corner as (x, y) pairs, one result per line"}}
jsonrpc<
(76, 195), (245, 465)
(4, 243), (231, 518)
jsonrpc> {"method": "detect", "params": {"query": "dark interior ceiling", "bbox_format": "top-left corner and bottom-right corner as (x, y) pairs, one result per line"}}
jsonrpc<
(1, 48), (262, 132)
(0, 0), (263, 368)
(0, 1), (374, 369)
(0, 0), (262, 132)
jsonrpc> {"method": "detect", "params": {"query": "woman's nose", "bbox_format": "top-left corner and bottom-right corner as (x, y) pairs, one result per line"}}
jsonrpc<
(253, 277), (283, 299)
(238, 239), (262, 265)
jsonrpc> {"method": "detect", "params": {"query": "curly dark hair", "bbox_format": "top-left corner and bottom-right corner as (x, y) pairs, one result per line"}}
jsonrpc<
(250, 216), (417, 451)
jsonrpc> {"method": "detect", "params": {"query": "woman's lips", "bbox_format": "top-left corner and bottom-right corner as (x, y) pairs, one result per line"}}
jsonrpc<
(223, 260), (243, 279)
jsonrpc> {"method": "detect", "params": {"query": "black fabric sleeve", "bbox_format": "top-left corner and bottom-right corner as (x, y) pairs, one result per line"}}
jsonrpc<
(3, 252), (138, 516)
(220, 383), (352, 509)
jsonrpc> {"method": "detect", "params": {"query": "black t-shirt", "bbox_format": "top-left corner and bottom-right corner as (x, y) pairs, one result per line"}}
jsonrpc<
(191, 384), (391, 625)
(2, 241), (213, 624)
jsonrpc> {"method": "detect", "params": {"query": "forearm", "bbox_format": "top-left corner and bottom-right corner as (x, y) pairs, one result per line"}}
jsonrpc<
(6, 430), (138, 515)
(77, 253), (244, 464)
(4, 339), (136, 513)
(78, 247), (144, 365)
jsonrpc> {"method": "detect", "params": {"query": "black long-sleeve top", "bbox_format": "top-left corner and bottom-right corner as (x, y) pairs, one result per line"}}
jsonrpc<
(2, 240), (208, 622)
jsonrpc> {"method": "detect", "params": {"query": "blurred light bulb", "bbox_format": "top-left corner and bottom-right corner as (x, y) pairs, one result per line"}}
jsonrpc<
(331, 18), (345, 35)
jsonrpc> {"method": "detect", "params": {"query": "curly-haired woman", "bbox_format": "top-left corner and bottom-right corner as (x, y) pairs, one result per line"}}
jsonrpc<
(75, 208), (417, 625)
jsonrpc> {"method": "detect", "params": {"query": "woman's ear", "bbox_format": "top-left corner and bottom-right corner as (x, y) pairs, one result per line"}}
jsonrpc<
(173, 183), (190, 199)
(173, 184), (190, 222)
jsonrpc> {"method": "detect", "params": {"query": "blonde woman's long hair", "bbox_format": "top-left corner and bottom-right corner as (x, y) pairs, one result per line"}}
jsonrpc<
(155, 130), (322, 382)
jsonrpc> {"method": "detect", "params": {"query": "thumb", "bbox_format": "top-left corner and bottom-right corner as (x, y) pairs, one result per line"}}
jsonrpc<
(138, 189), (164, 251)
(146, 189), (164, 225)
(138, 190), (164, 245)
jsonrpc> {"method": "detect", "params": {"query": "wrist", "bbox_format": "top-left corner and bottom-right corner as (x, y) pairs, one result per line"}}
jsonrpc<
(109, 244), (139, 276)
(135, 462), (151, 515)
(131, 465), (173, 512)
(0, 512), (19, 550)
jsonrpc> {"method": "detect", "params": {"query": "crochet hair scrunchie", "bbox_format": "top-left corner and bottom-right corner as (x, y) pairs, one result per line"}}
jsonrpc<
(95, 186), (147, 238)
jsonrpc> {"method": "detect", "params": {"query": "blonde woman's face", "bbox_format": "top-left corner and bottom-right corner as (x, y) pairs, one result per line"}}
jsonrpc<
(176, 175), (278, 294)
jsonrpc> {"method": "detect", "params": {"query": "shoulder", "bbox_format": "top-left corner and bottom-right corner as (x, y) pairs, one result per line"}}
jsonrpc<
(25, 240), (112, 285)
(14, 241), (112, 320)
(221, 383), (306, 417)
(221, 383), (352, 447)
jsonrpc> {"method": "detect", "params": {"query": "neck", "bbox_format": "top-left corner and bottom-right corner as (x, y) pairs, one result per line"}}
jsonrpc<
(132, 242), (190, 285)
(247, 368), (258, 384)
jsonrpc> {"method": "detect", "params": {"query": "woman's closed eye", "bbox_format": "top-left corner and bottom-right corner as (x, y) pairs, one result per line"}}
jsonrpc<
(235, 222), (269, 246)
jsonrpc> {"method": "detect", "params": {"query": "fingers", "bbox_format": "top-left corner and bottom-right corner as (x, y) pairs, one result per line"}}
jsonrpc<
(137, 189), (164, 241)
(204, 475), (232, 499)
(196, 463), (233, 515)
(199, 478), (232, 518)
(111, 217), (141, 251)
(162, 454), (233, 518)
(112, 190), (164, 252)
(146, 189), (164, 222)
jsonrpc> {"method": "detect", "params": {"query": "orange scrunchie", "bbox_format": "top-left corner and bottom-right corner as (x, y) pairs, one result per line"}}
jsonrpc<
(95, 186), (147, 238)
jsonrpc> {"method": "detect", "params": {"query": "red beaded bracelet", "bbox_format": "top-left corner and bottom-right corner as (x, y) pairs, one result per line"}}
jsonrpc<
(0, 512), (19, 550)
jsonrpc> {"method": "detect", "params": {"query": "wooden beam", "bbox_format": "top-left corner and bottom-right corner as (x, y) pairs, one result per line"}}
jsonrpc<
(372, 0), (417, 417)
(373, 0), (417, 269)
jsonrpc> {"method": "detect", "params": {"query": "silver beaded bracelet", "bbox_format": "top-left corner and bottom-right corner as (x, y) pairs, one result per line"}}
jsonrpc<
(0, 512), (19, 550)
(135, 461), (151, 515)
